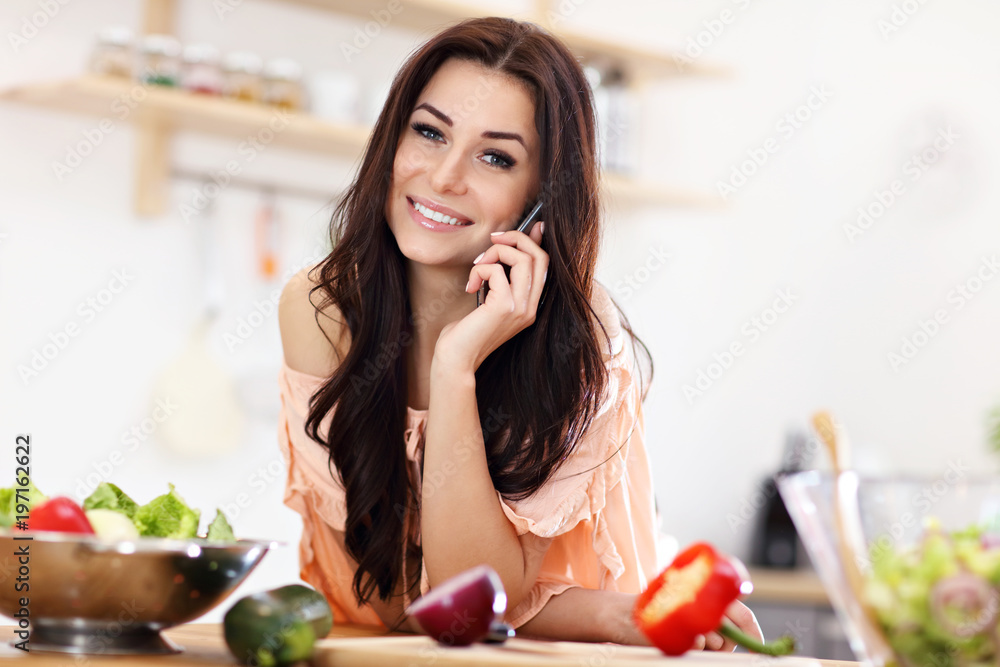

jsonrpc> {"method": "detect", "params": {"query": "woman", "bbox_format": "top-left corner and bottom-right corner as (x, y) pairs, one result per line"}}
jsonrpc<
(277, 16), (760, 648)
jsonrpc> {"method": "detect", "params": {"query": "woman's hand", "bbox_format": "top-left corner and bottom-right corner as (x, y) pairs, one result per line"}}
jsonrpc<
(699, 601), (763, 652)
(434, 222), (548, 372)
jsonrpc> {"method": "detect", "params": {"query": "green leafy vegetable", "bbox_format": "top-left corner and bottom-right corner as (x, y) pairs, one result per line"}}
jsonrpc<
(866, 522), (1000, 667)
(0, 479), (48, 527)
(82, 482), (139, 519)
(133, 484), (201, 539)
(206, 509), (236, 542)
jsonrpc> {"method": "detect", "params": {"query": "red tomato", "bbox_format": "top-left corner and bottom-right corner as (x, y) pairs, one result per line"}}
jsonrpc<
(27, 497), (94, 534)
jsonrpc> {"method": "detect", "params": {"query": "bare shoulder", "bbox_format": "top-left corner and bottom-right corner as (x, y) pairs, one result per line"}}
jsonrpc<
(278, 265), (351, 378)
(589, 282), (623, 357)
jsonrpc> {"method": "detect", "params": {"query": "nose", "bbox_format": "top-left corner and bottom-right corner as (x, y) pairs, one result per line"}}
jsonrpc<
(428, 148), (468, 196)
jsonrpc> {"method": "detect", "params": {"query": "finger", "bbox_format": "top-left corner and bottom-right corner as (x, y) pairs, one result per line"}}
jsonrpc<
(704, 631), (726, 652)
(481, 239), (548, 308)
(528, 220), (544, 246)
(468, 263), (513, 308)
(476, 245), (542, 314)
(489, 223), (547, 258)
(726, 601), (763, 642)
(691, 634), (707, 651)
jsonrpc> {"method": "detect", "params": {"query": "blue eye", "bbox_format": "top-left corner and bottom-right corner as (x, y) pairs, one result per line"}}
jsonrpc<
(483, 151), (515, 170)
(411, 122), (443, 142)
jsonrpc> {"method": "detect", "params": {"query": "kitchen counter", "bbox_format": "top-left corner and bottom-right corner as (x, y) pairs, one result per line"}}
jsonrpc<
(0, 623), (858, 666)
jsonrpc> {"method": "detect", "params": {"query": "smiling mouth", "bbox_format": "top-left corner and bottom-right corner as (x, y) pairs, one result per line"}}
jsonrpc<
(408, 198), (473, 226)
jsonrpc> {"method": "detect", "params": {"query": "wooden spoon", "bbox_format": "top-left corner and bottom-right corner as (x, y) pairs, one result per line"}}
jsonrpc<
(811, 411), (893, 662)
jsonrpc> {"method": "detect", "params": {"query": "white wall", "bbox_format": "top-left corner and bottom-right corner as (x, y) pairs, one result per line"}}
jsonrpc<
(2, 0), (999, 623)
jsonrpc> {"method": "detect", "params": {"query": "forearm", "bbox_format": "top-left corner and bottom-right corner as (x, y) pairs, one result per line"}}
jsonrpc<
(518, 588), (648, 644)
(420, 357), (529, 606)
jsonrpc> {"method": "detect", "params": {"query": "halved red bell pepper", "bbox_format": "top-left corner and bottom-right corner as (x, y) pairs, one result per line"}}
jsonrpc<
(27, 497), (94, 534)
(633, 542), (794, 656)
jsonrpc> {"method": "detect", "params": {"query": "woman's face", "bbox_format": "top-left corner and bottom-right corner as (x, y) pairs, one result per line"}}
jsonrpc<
(386, 58), (541, 268)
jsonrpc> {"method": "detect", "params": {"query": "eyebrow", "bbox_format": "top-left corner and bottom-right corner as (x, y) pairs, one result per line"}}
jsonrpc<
(414, 102), (526, 149)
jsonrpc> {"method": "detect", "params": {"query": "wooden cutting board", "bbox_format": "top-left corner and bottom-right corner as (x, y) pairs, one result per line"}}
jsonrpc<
(0, 624), (833, 667)
(313, 635), (826, 667)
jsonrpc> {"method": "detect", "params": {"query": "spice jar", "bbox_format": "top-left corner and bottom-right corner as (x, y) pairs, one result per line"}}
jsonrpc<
(222, 51), (264, 103)
(262, 58), (305, 111)
(138, 34), (182, 87)
(90, 26), (134, 78)
(182, 44), (222, 95)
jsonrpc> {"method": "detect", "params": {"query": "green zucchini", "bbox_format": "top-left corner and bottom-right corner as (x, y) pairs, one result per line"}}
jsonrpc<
(223, 584), (333, 666)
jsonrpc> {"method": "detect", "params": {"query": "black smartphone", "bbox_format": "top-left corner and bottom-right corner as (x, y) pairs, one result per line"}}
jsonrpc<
(477, 199), (545, 307)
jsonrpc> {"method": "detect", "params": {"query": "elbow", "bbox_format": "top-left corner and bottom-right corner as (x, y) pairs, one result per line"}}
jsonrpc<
(424, 564), (533, 616)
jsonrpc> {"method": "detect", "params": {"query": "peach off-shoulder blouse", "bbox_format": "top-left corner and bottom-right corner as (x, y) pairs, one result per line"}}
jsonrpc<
(276, 285), (662, 628)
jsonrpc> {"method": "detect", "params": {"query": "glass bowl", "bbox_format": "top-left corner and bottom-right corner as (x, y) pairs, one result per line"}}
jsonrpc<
(778, 470), (1000, 667)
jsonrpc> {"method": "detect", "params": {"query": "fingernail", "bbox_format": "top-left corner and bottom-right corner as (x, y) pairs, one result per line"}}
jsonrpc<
(465, 279), (471, 292)
(539, 221), (545, 235)
(473, 252), (485, 264)
(490, 231), (504, 236)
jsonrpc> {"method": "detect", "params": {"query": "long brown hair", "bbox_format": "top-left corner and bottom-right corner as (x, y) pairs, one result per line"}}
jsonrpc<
(305, 16), (652, 610)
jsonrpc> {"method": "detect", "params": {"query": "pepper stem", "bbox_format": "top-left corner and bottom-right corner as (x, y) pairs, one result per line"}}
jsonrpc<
(718, 619), (796, 656)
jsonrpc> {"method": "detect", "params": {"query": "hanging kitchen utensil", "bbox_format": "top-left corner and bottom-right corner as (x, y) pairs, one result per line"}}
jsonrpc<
(151, 186), (244, 458)
(255, 188), (279, 282)
(232, 189), (285, 421)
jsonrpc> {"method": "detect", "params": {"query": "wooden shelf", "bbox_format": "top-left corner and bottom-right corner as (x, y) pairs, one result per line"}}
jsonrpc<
(275, 0), (729, 79)
(1, 75), (714, 210)
(1, 75), (371, 155)
(745, 567), (831, 606)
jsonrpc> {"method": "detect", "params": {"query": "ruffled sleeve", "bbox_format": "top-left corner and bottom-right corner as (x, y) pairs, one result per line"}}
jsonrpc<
(498, 283), (638, 539)
(499, 284), (657, 627)
(276, 364), (348, 533)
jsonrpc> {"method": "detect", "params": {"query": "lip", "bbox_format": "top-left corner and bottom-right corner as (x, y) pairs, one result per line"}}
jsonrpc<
(407, 196), (474, 232)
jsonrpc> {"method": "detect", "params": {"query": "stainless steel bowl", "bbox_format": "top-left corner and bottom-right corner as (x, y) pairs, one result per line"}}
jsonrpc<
(0, 530), (278, 655)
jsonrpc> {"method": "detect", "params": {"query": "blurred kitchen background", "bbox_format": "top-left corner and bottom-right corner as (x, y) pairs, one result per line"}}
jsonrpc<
(2, 0), (1000, 655)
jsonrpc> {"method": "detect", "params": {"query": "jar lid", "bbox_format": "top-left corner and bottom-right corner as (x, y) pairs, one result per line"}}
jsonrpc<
(263, 57), (303, 82)
(140, 34), (181, 57)
(183, 43), (220, 64)
(222, 51), (264, 74)
(97, 25), (133, 47)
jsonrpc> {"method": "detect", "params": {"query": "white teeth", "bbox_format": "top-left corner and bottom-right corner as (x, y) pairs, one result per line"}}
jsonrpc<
(413, 201), (465, 226)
